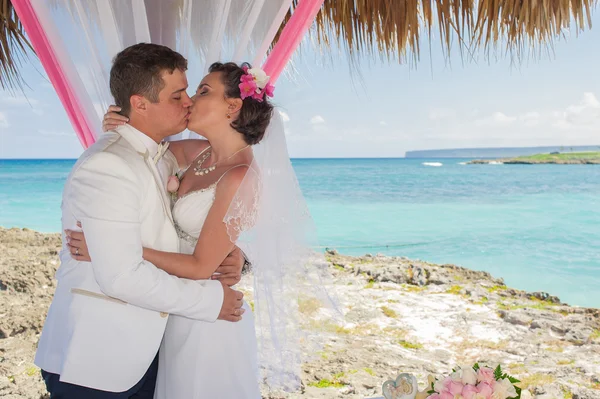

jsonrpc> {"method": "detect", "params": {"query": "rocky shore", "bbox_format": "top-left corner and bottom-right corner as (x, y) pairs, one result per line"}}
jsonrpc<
(1, 227), (599, 399)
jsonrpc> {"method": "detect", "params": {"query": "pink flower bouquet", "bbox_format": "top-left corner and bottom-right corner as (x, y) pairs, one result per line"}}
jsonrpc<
(426, 364), (520, 399)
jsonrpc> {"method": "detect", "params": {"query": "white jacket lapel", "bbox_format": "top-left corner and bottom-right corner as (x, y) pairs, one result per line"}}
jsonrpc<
(144, 154), (174, 224)
(114, 125), (174, 224)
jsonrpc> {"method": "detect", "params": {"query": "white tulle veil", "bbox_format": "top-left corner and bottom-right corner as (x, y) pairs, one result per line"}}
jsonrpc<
(224, 110), (339, 392)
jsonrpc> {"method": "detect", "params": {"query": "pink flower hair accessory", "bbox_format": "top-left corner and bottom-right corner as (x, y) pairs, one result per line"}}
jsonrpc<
(239, 66), (275, 102)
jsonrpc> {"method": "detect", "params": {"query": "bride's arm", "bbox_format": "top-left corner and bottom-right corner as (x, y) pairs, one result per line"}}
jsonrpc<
(65, 167), (251, 280)
(142, 167), (248, 280)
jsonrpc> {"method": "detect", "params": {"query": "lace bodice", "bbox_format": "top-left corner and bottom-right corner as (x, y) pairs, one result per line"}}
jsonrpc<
(172, 184), (217, 254)
(171, 142), (252, 253)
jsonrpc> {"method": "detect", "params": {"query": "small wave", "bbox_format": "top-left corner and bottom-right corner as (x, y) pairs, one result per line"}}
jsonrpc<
(488, 161), (504, 165)
(458, 162), (467, 165)
(422, 162), (443, 167)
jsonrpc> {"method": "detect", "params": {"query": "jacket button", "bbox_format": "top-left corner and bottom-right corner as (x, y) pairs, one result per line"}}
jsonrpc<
(160, 312), (168, 318)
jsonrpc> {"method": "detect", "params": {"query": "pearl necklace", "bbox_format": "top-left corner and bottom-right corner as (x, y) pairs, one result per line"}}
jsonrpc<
(193, 145), (249, 176)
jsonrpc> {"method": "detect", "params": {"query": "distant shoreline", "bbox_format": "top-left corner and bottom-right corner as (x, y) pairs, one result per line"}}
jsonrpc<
(468, 151), (600, 165)
(405, 145), (600, 158)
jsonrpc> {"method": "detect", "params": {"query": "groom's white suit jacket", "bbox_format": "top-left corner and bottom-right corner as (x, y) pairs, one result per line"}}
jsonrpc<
(35, 124), (224, 392)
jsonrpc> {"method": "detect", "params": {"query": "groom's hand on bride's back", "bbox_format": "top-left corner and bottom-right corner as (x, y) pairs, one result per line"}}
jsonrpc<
(218, 283), (245, 322)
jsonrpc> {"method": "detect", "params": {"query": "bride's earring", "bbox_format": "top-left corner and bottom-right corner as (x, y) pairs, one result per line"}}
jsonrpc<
(226, 113), (231, 119)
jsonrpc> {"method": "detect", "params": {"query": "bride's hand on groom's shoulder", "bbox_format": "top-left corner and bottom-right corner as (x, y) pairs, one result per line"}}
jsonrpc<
(211, 247), (245, 286)
(102, 105), (129, 132)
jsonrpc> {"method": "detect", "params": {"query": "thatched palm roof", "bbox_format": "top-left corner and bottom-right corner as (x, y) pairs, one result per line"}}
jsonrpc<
(1, 0), (597, 90)
(291, 0), (597, 62)
(0, 0), (33, 91)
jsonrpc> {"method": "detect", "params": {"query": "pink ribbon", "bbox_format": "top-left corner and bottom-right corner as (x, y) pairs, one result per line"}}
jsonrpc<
(12, 0), (96, 148)
(262, 0), (324, 84)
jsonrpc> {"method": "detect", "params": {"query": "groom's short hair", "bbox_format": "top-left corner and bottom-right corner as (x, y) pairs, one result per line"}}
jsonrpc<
(110, 43), (188, 116)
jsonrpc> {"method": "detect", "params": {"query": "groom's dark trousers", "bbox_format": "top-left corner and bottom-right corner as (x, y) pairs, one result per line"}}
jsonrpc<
(41, 355), (158, 399)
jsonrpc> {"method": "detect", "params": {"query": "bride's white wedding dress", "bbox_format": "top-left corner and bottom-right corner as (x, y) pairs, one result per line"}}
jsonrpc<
(154, 168), (261, 399)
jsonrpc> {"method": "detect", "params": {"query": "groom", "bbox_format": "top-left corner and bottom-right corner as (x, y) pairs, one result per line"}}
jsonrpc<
(35, 43), (246, 398)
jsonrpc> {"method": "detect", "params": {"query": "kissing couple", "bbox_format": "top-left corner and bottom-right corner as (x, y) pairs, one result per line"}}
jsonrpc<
(35, 43), (333, 399)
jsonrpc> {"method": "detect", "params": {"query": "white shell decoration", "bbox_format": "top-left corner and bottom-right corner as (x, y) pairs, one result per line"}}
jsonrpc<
(382, 373), (418, 399)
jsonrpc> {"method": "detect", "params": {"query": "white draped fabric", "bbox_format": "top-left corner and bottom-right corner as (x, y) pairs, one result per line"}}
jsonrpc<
(30, 0), (338, 392)
(35, 0), (291, 139)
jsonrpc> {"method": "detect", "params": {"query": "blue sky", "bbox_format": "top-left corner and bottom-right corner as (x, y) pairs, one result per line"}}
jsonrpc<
(1, 14), (599, 159)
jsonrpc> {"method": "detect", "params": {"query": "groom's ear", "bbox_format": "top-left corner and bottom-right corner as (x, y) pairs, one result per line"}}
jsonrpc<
(130, 94), (149, 116)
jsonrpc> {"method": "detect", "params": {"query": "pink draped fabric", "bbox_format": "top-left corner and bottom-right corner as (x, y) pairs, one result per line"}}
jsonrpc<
(12, 0), (96, 148)
(12, 0), (325, 149)
(262, 0), (325, 84)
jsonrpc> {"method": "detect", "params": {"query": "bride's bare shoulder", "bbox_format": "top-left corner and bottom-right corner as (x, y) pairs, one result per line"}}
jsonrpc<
(169, 139), (210, 165)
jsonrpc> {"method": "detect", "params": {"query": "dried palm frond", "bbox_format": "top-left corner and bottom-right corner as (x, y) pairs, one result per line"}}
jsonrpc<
(275, 0), (597, 63)
(472, 0), (595, 57)
(0, 0), (34, 92)
(0, 0), (597, 89)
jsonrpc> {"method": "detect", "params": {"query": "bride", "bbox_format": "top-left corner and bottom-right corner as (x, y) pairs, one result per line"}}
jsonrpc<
(68, 61), (321, 398)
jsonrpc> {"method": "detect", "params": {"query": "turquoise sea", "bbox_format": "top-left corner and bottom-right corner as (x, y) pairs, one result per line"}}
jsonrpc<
(1, 158), (599, 308)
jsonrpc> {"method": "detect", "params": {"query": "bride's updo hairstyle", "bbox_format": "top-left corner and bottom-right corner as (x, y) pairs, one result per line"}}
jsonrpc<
(209, 62), (274, 145)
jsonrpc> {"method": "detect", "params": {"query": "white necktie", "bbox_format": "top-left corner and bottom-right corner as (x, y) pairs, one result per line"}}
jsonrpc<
(152, 141), (170, 164)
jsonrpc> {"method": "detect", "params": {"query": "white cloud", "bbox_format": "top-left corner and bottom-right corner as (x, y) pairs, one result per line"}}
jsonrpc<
(474, 111), (516, 127)
(544, 93), (600, 131)
(490, 111), (517, 124)
(519, 111), (541, 127)
(2, 96), (39, 106)
(564, 92), (600, 126)
(310, 115), (325, 124)
(0, 112), (8, 128)
(279, 110), (290, 122)
(379, 121), (387, 126)
(411, 92), (600, 151)
(38, 129), (74, 137)
(428, 108), (456, 121)
(520, 111), (540, 120)
(552, 117), (570, 130)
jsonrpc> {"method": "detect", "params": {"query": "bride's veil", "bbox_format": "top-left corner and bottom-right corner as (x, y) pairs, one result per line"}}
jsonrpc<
(223, 110), (340, 392)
